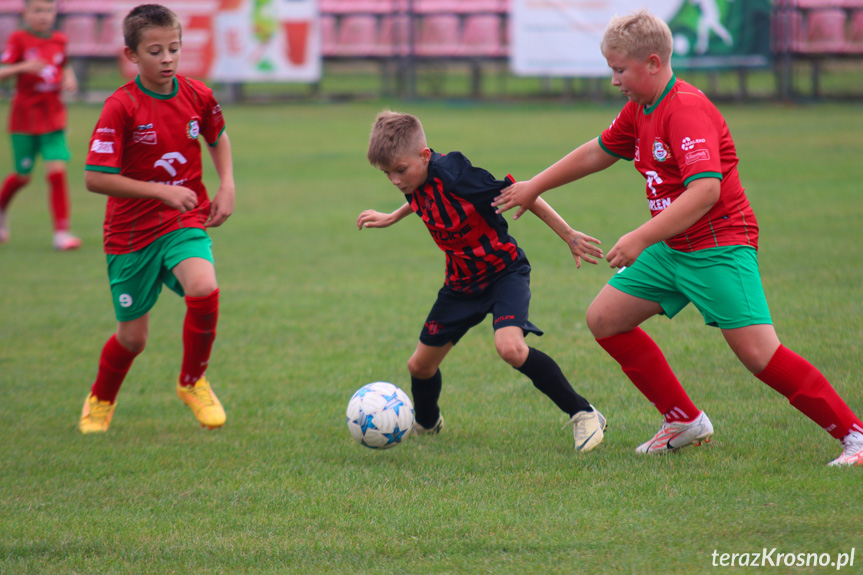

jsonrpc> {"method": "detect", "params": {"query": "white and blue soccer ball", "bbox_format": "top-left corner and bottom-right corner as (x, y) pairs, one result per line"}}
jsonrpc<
(346, 382), (414, 449)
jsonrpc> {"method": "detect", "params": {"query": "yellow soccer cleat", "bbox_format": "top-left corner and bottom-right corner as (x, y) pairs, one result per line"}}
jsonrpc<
(79, 393), (116, 434)
(177, 376), (226, 429)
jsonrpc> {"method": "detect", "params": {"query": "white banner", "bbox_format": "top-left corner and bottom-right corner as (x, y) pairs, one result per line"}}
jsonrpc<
(511, 1), (683, 77)
(115, 0), (321, 83)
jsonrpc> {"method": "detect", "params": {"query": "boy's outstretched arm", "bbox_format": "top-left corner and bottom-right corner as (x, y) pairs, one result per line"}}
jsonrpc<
(0, 58), (46, 81)
(528, 198), (603, 269)
(205, 132), (235, 228)
(85, 171), (198, 212)
(493, 138), (618, 219)
(357, 202), (413, 230)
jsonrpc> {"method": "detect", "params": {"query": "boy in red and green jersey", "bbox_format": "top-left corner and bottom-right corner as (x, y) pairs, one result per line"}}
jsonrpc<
(0, 0), (80, 250)
(78, 4), (235, 434)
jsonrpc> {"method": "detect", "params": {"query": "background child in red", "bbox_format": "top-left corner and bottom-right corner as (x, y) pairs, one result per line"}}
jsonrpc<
(493, 10), (863, 466)
(0, 0), (80, 250)
(78, 4), (235, 433)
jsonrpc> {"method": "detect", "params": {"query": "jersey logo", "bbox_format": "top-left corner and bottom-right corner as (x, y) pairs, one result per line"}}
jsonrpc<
(133, 131), (157, 145)
(90, 140), (114, 154)
(187, 119), (200, 139)
(154, 152), (188, 177)
(424, 320), (443, 335)
(652, 139), (670, 162)
(681, 137), (707, 151)
(685, 150), (710, 165)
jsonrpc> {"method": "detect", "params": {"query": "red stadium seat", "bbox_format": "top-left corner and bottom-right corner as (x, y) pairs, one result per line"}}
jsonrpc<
(378, 14), (409, 57)
(413, 0), (464, 13)
(320, 13), (337, 57)
(62, 14), (100, 57)
(847, 9), (863, 51)
(0, 14), (17, 49)
(0, 0), (23, 13)
(461, 14), (504, 57)
(800, 8), (848, 53)
(334, 14), (381, 57)
(415, 13), (460, 57)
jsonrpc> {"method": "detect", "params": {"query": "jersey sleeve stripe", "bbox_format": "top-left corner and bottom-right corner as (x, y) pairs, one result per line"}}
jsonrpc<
(683, 172), (722, 187)
(86, 165), (121, 173)
(598, 136), (633, 161)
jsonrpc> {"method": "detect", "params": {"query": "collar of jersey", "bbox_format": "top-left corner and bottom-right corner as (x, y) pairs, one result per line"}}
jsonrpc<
(643, 74), (676, 115)
(24, 27), (53, 39)
(135, 75), (178, 100)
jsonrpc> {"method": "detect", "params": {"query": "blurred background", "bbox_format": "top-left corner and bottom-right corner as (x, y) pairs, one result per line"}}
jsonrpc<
(1, 0), (861, 103)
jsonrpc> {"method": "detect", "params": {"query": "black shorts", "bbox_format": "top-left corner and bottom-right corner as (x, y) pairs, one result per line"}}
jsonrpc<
(419, 265), (543, 347)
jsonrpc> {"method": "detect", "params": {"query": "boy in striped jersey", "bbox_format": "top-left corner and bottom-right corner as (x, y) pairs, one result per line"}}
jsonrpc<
(357, 110), (607, 452)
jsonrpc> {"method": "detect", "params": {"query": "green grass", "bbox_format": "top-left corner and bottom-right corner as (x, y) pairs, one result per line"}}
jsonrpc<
(0, 99), (861, 574)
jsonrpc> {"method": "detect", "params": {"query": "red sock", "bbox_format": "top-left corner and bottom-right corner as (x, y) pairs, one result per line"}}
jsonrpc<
(756, 345), (863, 440)
(47, 170), (70, 231)
(180, 288), (219, 386)
(91, 335), (140, 403)
(597, 328), (700, 422)
(0, 173), (28, 211)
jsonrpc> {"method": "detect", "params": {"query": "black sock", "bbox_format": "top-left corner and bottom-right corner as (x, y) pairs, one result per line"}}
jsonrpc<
(411, 369), (442, 428)
(516, 348), (591, 416)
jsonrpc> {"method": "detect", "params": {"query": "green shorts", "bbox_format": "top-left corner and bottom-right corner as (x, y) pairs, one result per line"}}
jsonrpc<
(608, 242), (772, 329)
(106, 228), (214, 322)
(10, 131), (71, 174)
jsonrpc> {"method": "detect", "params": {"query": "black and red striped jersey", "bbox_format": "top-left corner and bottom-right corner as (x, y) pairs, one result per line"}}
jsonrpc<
(406, 151), (527, 294)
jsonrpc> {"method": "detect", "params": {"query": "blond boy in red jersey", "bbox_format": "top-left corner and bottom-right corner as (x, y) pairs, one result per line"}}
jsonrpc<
(494, 10), (863, 466)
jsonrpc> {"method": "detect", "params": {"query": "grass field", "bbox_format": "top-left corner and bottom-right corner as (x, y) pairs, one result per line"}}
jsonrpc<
(1, 98), (862, 574)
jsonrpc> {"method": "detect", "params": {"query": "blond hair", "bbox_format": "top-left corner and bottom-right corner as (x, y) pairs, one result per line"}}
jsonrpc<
(367, 110), (427, 168)
(600, 9), (673, 63)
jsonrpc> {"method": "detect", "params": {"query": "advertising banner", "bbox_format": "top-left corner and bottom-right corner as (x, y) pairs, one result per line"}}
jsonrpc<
(116, 0), (321, 82)
(511, 0), (771, 77)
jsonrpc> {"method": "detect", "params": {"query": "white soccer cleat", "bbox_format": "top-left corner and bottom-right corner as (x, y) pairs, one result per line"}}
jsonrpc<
(635, 411), (713, 455)
(563, 405), (607, 452)
(409, 413), (444, 436)
(828, 431), (863, 467)
(53, 231), (82, 251)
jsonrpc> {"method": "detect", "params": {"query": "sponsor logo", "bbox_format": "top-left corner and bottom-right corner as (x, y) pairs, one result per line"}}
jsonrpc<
(154, 152), (187, 177)
(187, 119), (200, 139)
(136, 123), (153, 131)
(97, 127), (116, 134)
(90, 140), (114, 154)
(212, 104), (222, 116)
(429, 224), (472, 246)
(634, 138), (641, 162)
(652, 139), (670, 162)
(684, 149), (710, 165)
(425, 320), (443, 335)
(132, 130), (158, 145)
(681, 136), (707, 151)
(649, 197), (672, 211)
(119, 294), (133, 308)
(494, 315), (515, 325)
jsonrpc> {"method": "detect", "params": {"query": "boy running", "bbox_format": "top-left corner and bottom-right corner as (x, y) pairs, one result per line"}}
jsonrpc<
(357, 110), (607, 452)
(78, 4), (235, 433)
(0, 0), (81, 250)
(493, 10), (863, 466)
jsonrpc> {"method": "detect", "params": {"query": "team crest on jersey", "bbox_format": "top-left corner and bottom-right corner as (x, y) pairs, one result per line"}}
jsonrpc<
(652, 139), (670, 162)
(187, 119), (200, 139)
(422, 196), (433, 211)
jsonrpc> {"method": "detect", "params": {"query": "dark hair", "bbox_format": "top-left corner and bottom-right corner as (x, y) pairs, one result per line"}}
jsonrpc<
(122, 4), (182, 51)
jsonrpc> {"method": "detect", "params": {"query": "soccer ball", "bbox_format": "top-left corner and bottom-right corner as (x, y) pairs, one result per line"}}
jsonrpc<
(346, 382), (414, 449)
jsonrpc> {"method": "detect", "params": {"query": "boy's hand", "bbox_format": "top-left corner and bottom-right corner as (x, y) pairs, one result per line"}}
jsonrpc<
(62, 68), (78, 94)
(606, 231), (648, 269)
(206, 184), (235, 228)
(492, 180), (539, 220)
(20, 58), (47, 75)
(564, 229), (603, 269)
(357, 209), (393, 230)
(159, 184), (199, 213)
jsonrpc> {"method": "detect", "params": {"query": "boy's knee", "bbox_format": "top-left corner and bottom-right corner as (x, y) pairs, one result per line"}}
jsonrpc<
(116, 328), (148, 354)
(407, 356), (436, 380)
(495, 339), (529, 367)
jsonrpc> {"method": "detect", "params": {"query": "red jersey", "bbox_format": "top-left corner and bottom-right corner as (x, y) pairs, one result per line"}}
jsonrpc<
(85, 75), (226, 254)
(599, 76), (758, 252)
(1, 29), (67, 134)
